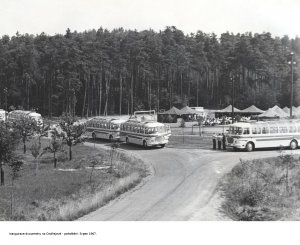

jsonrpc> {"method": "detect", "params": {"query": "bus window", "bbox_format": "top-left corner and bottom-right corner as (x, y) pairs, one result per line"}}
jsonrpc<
(262, 126), (269, 134)
(243, 128), (250, 135)
(252, 127), (261, 134)
(236, 127), (243, 135)
(298, 126), (300, 133)
(289, 126), (297, 133)
(269, 125), (278, 134)
(279, 126), (288, 133)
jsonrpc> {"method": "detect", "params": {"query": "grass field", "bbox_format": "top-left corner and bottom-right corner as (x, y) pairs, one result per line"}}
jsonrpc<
(219, 152), (300, 221)
(0, 138), (148, 221)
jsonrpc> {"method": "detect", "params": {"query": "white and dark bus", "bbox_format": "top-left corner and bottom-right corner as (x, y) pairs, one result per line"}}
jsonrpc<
(226, 120), (300, 151)
(7, 110), (43, 126)
(86, 117), (127, 141)
(120, 119), (171, 148)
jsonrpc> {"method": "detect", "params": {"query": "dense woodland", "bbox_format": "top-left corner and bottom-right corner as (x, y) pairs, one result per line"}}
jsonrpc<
(0, 26), (299, 117)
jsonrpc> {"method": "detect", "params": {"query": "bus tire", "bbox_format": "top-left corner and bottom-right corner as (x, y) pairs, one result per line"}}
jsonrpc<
(92, 132), (96, 140)
(290, 140), (298, 150)
(143, 140), (148, 149)
(160, 144), (165, 148)
(246, 142), (254, 152)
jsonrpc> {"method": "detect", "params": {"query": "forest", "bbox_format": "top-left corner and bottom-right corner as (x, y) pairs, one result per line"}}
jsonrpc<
(0, 26), (299, 117)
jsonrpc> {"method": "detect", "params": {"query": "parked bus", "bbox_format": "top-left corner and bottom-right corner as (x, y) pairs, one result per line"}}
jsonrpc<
(0, 109), (7, 122)
(226, 120), (300, 151)
(120, 119), (171, 148)
(86, 117), (127, 141)
(7, 110), (43, 126)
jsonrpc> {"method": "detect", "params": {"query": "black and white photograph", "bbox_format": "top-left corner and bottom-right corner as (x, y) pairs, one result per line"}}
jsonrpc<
(0, 0), (300, 244)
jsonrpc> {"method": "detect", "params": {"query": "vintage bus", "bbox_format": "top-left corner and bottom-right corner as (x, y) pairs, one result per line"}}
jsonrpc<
(120, 119), (171, 148)
(226, 120), (300, 151)
(7, 110), (43, 126)
(0, 109), (7, 122)
(86, 117), (127, 141)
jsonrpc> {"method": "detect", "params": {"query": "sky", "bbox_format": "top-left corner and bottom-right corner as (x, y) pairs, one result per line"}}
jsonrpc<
(0, 0), (299, 37)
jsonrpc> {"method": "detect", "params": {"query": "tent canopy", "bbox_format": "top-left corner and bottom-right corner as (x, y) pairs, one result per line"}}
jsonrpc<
(218, 105), (241, 113)
(161, 106), (185, 115)
(271, 105), (289, 117)
(241, 105), (264, 114)
(181, 106), (198, 114)
(283, 106), (300, 116)
(258, 108), (288, 118)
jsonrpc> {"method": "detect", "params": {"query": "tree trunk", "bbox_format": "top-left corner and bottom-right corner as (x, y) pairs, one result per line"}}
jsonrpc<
(54, 152), (57, 168)
(0, 165), (4, 185)
(10, 178), (13, 219)
(82, 75), (87, 118)
(35, 158), (39, 176)
(69, 145), (72, 160)
(131, 72), (134, 115)
(119, 74), (122, 115)
(23, 138), (26, 154)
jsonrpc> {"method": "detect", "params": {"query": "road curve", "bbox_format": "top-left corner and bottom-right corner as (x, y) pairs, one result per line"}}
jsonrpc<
(80, 143), (300, 221)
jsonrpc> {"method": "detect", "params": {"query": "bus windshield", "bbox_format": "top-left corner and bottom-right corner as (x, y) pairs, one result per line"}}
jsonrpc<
(229, 126), (243, 135)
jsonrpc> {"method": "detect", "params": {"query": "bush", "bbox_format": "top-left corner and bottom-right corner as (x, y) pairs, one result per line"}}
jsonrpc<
(179, 118), (185, 128)
(220, 155), (300, 221)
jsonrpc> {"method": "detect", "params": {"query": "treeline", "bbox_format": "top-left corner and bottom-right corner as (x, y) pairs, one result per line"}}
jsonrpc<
(0, 26), (299, 117)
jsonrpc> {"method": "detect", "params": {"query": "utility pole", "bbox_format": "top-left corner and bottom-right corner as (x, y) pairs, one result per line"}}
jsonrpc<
(231, 76), (234, 124)
(288, 52), (296, 118)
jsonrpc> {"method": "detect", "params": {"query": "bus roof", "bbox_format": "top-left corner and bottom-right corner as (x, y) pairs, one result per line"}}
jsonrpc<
(123, 120), (165, 127)
(231, 119), (300, 127)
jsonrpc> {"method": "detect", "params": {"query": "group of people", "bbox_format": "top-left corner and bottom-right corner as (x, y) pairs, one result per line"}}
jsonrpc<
(212, 133), (227, 150)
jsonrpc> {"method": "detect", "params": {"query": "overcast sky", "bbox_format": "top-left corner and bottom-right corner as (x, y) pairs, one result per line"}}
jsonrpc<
(0, 0), (299, 37)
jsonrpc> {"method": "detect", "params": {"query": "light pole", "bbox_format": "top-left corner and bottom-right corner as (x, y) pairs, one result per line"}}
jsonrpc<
(288, 52), (297, 118)
(231, 76), (235, 124)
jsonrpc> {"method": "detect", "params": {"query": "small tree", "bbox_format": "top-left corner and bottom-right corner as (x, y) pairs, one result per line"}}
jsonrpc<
(109, 141), (120, 173)
(88, 156), (103, 192)
(12, 117), (37, 154)
(34, 120), (50, 146)
(42, 128), (64, 168)
(59, 114), (85, 160)
(179, 118), (185, 128)
(30, 140), (41, 175)
(0, 122), (20, 185)
(8, 158), (23, 219)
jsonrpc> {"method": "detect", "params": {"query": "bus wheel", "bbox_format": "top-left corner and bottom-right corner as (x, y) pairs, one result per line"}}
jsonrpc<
(290, 140), (298, 150)
(92, 132), (96, 140)
(246, 142), (254, 152)
(160, 144), (165, 148)
(143, 141), (148, 149)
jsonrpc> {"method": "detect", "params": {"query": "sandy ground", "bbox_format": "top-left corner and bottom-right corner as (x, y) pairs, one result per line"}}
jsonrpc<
(79, 142), (300, 221)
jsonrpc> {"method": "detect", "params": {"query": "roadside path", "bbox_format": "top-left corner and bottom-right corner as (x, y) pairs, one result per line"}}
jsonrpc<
(80, 143), (300, 221)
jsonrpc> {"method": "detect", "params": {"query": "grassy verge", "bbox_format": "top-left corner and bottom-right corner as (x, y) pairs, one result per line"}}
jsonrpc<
(219, 152), (300, 221)
(0, 139), (148, 221)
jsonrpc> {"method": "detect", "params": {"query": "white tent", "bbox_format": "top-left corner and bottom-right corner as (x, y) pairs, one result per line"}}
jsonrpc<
(258, 108), (288, 118)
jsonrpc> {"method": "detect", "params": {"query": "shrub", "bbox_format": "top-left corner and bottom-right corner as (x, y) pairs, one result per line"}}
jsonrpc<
(220, 155), (300, 221)
(179, 118), (185, 128)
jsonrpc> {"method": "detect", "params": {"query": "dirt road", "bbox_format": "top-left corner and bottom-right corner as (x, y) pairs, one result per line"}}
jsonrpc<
(80, 143), (300, 221)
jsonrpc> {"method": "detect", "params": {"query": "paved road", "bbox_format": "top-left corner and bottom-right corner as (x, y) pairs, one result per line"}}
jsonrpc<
(80, 143), (300, 221)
